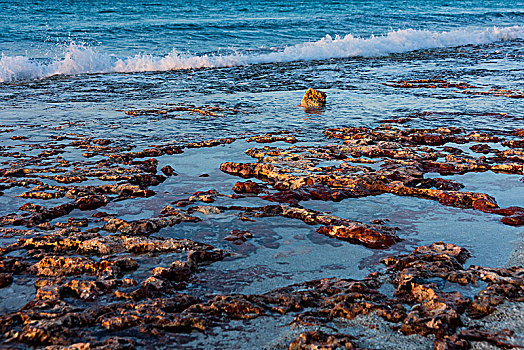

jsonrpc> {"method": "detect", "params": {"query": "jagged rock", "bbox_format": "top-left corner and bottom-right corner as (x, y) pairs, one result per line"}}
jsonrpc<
(161, 165), (177, 176)
(317, 224), (398, 249)
(75, 195), (108, 210)
(152, 261), (192, 283)
(288, 330), (355, 349)
(187, 249), (224, 266)
(29, 256), (137, 277)
(300, 88), (327, 108)
(232, 181), (264, 194)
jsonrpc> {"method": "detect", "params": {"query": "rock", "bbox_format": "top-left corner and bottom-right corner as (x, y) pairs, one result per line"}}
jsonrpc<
(102, 211), (200, 235)
(433, 335), (469, 350)
(0, 273), (13, 288)
(188, 190), (219, 203)
(224, 230), (253, 244)
(188, 295), (266, 320)
(232, 181), (263, 194)
(187, 249), (224, 267)
(300, 88), (327, 108)
(92, 138), (112, 145)
(184, 138), (235, 149)
(288, 330), (355, 350)
(60, 278), (136, 301)
(247, 134), (297, 144)
(28, 256), (136, 278)
(75, 195), (108, 210)
(400, 300), (463, 337)
(161, 165), (177, 176)
(317, 224), (399, 249)
(152, 261), (192, 283)
(458, 329), (520, 348)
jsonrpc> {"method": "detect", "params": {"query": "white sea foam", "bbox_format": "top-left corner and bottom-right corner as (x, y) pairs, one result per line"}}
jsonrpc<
(1, 26), (523, 82)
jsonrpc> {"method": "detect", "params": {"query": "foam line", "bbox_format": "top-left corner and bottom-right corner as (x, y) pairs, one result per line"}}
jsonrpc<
(1, 26), (523, 82)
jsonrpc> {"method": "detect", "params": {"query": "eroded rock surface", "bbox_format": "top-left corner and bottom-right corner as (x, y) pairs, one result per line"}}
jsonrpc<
(300, 88), (327, 108)
(0, 121), (522, 349)
(1, 242), (522, 349)
(220, 125), (524, 227)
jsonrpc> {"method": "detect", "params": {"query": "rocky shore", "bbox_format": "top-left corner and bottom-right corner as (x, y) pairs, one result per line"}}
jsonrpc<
(0, 102), (523, 349)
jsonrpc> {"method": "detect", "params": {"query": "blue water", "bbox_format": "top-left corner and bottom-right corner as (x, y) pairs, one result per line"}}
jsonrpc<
(2, 0), (524, 56)
(0, 0), (523, 81)
(0, 0), (522, 133)
(0, 0), (522, 149)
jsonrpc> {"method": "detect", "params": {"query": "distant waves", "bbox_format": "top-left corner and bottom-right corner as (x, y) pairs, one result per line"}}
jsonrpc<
(1, 26), (523, 82)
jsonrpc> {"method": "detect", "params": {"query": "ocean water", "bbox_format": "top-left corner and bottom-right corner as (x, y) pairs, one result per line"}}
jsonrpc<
(1, 0), (523, 136)
(1, 0), (524, 296)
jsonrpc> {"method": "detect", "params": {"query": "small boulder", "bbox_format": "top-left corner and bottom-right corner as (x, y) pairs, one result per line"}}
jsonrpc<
(161, 165), (177, 176)
(232, 181), (263, 194)
(299, 88), (327, 108)
(75, 195), (108, 211)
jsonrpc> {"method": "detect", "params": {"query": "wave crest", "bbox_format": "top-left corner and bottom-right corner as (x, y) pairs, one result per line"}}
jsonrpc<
(1, 26), (523, 82)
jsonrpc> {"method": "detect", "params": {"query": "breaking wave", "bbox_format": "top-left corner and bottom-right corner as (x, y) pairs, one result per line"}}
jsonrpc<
(1, 26), (523, 82)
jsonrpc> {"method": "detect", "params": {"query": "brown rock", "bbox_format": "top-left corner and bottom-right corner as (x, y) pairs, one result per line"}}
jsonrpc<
(288, 330), (355, 350)
(434, 335), (469, 350)
(224, 229), (253, 244)
(232, 180), (263, 194)
(161, 165), (177, 176)
(187, 249), (224, 266)
(75, 195), (108, 210)
(300, 88), (327, 108)
(317, 224), (398, 249)
(29, 256), (136, 277)
(188, 295), (266, 319)
(400, 300), (463, 337)
(152, 261), (192, 283)
(92, 138), (112, 145)
(458, 328), (520, 348)
(414, 242), (471, 264)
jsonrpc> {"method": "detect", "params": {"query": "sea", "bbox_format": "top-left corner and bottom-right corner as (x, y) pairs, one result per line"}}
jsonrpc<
(1, 0), (523, 138)
(0, 0), (524, 340)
